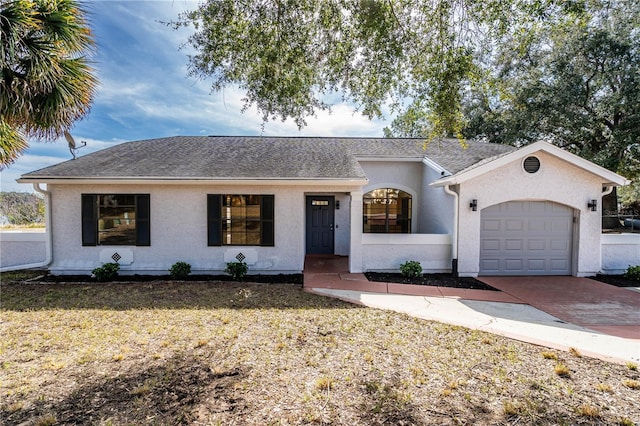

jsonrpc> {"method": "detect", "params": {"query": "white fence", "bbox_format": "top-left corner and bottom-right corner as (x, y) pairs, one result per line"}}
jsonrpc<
(601, 233), (640, 275)
(0, 231), (47, 270)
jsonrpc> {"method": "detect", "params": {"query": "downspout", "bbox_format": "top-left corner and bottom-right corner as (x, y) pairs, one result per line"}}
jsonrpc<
(443, 184), (459, 276)
(0, 183), (53, 272)
(602, 186), (614, 197)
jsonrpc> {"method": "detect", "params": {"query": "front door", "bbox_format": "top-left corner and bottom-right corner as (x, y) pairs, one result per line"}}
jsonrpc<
(306, 196), (335, 254)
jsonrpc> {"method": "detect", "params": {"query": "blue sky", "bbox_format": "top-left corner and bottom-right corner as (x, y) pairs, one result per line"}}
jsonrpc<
(1, 0), (388, 192)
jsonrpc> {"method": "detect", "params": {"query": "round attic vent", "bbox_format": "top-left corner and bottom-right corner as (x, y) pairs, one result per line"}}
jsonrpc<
(523, 156), (541, 173)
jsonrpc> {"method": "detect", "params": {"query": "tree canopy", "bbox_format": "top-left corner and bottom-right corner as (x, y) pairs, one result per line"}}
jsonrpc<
(175, 0), (638, 183)
(0, 0), (97, 167)
(174, 1), (578, 134)
(0, 191), (44, 225)
(463, 0), (639, 180)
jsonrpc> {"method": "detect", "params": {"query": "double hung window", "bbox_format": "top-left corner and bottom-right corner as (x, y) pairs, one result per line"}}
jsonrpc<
(207, 194), (274, 246)
(81, 194), (150, 246)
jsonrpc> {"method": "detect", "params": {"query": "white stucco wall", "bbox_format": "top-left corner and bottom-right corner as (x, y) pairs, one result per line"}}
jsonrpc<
(420, 164), (454, 233)
(46, 183), (360, 275)
(601, 233), (640, 274)
(457, 151), (606, 277)
(333, 193), (351, 256)
(0, 230), (46, 268)
(350, 160), (456, 272)
(360, 161), (423, 231)
(362, 234), (452, 272)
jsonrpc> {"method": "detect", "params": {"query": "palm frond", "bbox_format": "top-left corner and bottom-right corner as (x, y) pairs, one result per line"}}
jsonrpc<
(0, 0), (97, 165)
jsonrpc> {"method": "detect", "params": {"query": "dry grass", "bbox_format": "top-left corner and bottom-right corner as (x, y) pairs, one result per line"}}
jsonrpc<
(554, 363), (572, 377)
(1, 280), (639, 425)
(624, 379), (640, 390)
(0, 224), (45, 230)
(569, 347), (582, 358)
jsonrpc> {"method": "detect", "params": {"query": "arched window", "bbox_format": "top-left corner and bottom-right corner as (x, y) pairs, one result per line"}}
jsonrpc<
(363, 188), (412, 233)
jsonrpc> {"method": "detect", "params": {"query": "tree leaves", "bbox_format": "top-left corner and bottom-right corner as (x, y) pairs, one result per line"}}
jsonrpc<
(174, 0), (556, 138)
(463, 0), (639, 179)
(0, 0), (97, 167)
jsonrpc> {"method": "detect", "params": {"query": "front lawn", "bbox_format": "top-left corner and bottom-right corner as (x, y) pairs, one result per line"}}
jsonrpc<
(1, 280), (638, 425)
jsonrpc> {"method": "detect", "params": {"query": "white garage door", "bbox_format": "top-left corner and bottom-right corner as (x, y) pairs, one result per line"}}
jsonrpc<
(480, 201), (573, 276)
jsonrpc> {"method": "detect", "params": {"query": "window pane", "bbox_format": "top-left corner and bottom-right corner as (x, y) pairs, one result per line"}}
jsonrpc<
(246, 204), (260, 220)
(97, 195), (137, 245)
(219, 195), (273, 246)
(363, 188), (412, 234)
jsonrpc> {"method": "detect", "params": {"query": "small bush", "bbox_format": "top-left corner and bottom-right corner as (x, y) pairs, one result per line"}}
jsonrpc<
(399, 260), (422, 278)
(169, 261), (191, 279)
(624, 265), (640, 281)
(225, 261), (248, 281)
(92, 262), (119, 282)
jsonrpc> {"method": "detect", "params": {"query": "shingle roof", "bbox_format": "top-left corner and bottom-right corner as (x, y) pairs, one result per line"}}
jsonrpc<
(19, 136), (515, 181)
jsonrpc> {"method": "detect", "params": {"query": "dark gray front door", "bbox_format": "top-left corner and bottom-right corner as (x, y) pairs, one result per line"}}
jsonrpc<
(306, 196), (335, 254)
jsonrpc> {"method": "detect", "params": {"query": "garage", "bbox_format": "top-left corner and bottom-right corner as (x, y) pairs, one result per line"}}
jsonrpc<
(480, 201), (574, 276)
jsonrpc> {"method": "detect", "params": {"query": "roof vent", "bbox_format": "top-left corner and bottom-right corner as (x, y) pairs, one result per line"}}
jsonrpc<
(523, 156), (541, 173)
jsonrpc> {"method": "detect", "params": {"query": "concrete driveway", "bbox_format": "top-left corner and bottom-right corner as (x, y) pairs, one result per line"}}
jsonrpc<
(477, 276), (640, 340)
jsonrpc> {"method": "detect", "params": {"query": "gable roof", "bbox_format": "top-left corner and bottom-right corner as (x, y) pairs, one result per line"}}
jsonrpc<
(431, 141), (630, 187)
(18, 136), (515, 183)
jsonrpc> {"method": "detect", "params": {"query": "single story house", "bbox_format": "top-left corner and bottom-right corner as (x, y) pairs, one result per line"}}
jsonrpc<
(17, 136), (630, 277)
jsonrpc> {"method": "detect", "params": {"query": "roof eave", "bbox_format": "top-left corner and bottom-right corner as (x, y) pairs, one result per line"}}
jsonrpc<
(422, 157), (450, 175)
(16, 177), (370, 186)
(354, 155), (424, 162)
(430, 141), (630, 187)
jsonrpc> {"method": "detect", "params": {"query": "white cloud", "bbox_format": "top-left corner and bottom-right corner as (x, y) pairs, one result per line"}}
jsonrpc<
(1, 1), (393, 193)
(0, 136), (127, 193)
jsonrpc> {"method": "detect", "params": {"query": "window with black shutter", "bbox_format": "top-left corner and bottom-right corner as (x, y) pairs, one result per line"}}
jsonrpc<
(81, 194), (150, 246)
(208, 194), (274, 246)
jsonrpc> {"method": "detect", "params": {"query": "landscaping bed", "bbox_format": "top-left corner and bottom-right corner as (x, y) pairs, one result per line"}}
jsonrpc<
(31, 272), (303, 285)
(365, 272), (499, 291)
(590, 274), (639, 288)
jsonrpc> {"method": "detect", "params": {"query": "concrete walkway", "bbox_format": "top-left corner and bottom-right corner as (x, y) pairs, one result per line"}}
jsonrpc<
(303, 256), (640, 365)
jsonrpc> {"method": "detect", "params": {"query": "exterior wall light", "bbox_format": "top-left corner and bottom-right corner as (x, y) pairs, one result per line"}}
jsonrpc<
(470, 199), (478, 211)
(587, 199), (597, 211)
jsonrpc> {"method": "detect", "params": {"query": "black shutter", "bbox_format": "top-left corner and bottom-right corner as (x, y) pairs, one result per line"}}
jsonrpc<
(136, 194), (151, 246)
(207, 194), (222, 246)
(81, 194), (97, 246)
(400, 197), (410, 233)
(261, 195), (274, 246)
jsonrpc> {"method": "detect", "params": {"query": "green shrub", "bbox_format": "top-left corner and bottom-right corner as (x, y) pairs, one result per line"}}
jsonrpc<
(624, 265), (640, 281)
(169, 261), (191, 279)
(400, 260), (422, 278)
(92, 262), (119, 282)
(225, 261), (248, 281)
